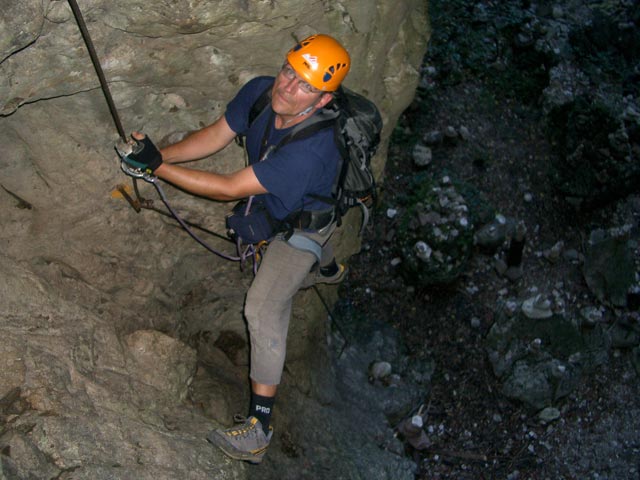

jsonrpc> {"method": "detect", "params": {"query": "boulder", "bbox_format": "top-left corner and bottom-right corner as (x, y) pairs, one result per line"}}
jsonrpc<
(583, 227), (636, 307)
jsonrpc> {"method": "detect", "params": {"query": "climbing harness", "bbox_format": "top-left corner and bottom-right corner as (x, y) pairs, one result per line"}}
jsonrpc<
(286, 232), (323, 262)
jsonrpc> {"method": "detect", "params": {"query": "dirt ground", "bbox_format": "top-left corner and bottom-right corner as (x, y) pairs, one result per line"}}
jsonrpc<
(334, 77), (640, 479)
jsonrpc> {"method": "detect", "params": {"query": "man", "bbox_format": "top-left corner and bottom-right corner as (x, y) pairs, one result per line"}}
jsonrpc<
(123, 33), (350, 464)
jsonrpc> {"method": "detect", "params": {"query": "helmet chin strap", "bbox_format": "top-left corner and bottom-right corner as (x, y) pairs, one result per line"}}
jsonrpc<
(297, 104), (316, 117)
(280, 97), (326, 127)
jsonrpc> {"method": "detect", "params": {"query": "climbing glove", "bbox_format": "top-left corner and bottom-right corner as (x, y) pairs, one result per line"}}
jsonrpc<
(123, 135), (163, 173)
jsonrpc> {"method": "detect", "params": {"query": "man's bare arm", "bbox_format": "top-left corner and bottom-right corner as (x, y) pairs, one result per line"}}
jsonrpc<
(159, 116), (238, 164)
(154, 163), (267, 201)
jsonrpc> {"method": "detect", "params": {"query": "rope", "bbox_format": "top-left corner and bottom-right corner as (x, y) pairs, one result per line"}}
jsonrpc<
(148, 177), (260, 269)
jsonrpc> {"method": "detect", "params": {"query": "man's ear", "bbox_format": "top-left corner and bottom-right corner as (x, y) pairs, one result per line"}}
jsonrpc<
(317, 92), (334, 109)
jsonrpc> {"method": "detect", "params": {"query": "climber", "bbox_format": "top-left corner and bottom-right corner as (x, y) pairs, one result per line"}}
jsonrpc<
(121, 33), (351, 464)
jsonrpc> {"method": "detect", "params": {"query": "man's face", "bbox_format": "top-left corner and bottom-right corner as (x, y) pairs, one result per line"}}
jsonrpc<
(271, 63), (331, 119)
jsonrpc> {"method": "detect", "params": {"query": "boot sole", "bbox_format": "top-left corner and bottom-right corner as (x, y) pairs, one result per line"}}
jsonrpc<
(207, 431), (266, 464)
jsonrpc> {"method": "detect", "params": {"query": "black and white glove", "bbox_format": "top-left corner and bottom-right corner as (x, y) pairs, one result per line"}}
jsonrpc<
(121, 135), (163, 173)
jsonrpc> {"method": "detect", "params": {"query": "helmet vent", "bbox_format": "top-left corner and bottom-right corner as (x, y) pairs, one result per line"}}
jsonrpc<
(323, 63), (347, 83)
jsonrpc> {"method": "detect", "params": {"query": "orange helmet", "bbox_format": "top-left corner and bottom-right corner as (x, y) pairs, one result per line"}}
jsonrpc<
(286, 34), (350, 92)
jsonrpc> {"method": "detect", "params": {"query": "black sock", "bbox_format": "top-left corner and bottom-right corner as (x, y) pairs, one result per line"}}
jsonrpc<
(320, 259), (339, 276)
(250, 393), (275, 433)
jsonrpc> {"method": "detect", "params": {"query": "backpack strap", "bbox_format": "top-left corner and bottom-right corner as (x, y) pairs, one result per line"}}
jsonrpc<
(239, 80), (339, 152)
(235, 82), (273, 149)
(277, 109), (338, 149)
(249, 85), (272, 126)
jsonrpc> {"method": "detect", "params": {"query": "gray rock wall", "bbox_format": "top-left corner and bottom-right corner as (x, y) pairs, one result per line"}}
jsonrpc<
(0, 1), (429, 478)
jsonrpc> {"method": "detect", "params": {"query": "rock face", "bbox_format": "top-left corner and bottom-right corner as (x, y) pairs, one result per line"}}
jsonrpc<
(0, 255), (242, 479)
(0, 1), (429, 478)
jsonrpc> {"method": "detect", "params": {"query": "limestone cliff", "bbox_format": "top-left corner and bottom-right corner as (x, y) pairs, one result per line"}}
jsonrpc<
(0, 1), (429, 478)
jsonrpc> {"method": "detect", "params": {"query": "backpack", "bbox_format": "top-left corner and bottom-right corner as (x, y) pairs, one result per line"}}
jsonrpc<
(243, 82), (382, 233)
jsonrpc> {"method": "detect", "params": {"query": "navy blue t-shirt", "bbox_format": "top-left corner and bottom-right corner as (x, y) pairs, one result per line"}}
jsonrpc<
(225, 76), (340, 221)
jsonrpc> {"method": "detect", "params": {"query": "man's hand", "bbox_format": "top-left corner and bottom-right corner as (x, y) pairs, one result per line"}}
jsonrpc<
(123, 134), (163, 172)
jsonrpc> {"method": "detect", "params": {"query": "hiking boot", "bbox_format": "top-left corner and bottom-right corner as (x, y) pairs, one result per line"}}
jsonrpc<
(316, 263), (348, 285)
(207, 416), (273, 464)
